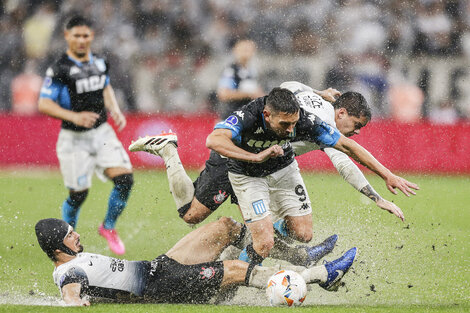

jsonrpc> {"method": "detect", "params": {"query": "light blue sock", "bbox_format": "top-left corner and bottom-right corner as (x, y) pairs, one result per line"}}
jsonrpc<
(273, 219), (289, 238)
(62, 198), (81, 228)
(104, 185), (131, 229)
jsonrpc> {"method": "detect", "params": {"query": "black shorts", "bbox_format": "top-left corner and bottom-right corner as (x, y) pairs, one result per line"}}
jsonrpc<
(144, 255), (224, 304)
(193, 151), (238, 211)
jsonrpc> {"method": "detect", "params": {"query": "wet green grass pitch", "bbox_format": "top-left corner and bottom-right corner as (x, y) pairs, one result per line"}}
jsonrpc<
(0, 169), (468, 312)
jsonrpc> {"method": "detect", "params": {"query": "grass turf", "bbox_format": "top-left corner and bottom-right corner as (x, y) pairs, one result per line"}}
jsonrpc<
(0, 169), (468, 312)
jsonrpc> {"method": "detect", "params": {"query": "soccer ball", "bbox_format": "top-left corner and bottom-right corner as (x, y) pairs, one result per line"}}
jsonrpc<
(266, 270), (307, 306)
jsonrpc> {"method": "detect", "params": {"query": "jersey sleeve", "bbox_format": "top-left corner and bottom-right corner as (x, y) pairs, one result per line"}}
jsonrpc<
(58, 266), (89, 288)
(39, 65), (67, 103)
(218, 66), (237, 90)
(214, 110), (255, 144)
(304, 114), (341, 147)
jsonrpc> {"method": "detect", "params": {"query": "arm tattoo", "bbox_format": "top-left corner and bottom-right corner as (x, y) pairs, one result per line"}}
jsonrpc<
(360, 185), (382, 202)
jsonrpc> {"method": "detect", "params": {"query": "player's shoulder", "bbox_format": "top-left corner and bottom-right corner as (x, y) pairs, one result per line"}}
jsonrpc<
(92, 53), (110, 72)
(44, 54), (69, 78)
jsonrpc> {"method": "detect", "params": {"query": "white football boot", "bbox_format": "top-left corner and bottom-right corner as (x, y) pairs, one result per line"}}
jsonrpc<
(129, 131), (177, 156)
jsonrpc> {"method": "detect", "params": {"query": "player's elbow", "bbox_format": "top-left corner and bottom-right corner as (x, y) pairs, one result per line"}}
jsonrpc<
(206, 133), (218, 150)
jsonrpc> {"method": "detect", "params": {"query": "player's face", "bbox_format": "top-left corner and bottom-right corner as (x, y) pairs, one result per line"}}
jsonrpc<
(335, 109), (369, 137)
(64, 25), (94, 59)
(63, 228), (84, 253)
(264, 109), (299, 138)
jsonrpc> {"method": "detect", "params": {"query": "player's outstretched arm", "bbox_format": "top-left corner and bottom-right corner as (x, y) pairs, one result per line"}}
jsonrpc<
(206, 129), (284, 163)
(38, 98), (99, 128)
(332, 135), (419, 197)
(61, 283), (90, 306)
(324, 147), (405, 221)
(103, 84), (126, 131)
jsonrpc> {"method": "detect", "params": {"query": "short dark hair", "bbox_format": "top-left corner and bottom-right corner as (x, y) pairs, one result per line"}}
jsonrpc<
(65, 15), (93, 30)
(333, 91), (371, 120)
(266, 88), (300, 115)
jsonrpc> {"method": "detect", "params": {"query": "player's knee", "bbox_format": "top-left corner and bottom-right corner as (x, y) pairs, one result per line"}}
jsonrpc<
(68, 189), (89, 207)
(295, 229), (313, 243)
(253, 236), (274, 257)
(182, 211), (204, 225)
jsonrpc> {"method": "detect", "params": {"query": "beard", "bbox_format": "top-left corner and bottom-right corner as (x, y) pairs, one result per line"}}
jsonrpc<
(74, 51), (86, 58)
(77, 244), (84, 253)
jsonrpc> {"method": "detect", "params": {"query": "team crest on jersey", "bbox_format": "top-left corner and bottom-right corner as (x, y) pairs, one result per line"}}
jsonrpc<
(234, 110), (244, 120)
(200, 267), (215, 279)
(254, 127), (264, 134)
(213, 190), (227, 204)
(95, 59), (106, 72)
(69, 66), (81, 75)
(225, 115), (238, 126)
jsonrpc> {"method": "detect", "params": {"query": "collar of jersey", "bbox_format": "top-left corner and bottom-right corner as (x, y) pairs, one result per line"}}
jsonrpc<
(67, 52), (94, 67)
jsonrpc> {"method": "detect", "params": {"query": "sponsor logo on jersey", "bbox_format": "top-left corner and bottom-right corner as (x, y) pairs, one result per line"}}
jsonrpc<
(149, 258), (161, 276)
(300, 203), (310, 211)
(69, 66), (81, 75)
(75, 75), (107, 94)
(254, 127), (264, 134)
(200, 267), (215, 279)
(235, 110), (244, 120)
(246, 139), (289, 149)
(95, 59), (106, 72)
(252, 199), (266, 215)
(224, 115), (238, 126)
(213, 190), (227, 204)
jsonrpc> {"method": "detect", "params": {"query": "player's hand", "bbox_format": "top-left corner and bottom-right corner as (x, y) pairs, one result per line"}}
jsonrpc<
(385, 174), (419, 197)
(254, 145), (284, 163)
(376, 198), (405, 222)
(73, 111), (100, 128)
(111, 111), (127, 131)
(319, 88), (341, 102)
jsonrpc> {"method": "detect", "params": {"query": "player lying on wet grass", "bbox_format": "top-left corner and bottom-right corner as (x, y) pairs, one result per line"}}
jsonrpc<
(35, 217), (356, 306)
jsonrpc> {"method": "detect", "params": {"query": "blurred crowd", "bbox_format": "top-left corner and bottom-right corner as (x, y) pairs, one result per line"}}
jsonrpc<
(1, 0), (470, 123)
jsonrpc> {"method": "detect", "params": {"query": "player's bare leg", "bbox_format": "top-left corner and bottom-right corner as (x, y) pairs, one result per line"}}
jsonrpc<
(166, 217), (244, 264)
(181, 197), (213, 224)
(284, 214), (313, 243)
(238, 216), (275, 265)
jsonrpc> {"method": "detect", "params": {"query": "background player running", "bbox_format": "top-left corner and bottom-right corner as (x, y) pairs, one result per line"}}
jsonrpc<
(35, 218), (356, 306)
(38, 16), (133, 255)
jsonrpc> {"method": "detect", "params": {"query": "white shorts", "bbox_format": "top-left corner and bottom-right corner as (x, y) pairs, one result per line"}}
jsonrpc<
(228, 160), (312, 223)
(56, 123), (132, 191)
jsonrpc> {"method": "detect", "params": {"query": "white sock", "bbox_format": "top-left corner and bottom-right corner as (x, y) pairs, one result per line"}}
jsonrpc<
(160, 144), (194, 209)
(300, 265), (328, 284)
(248, 264), (327, 289)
